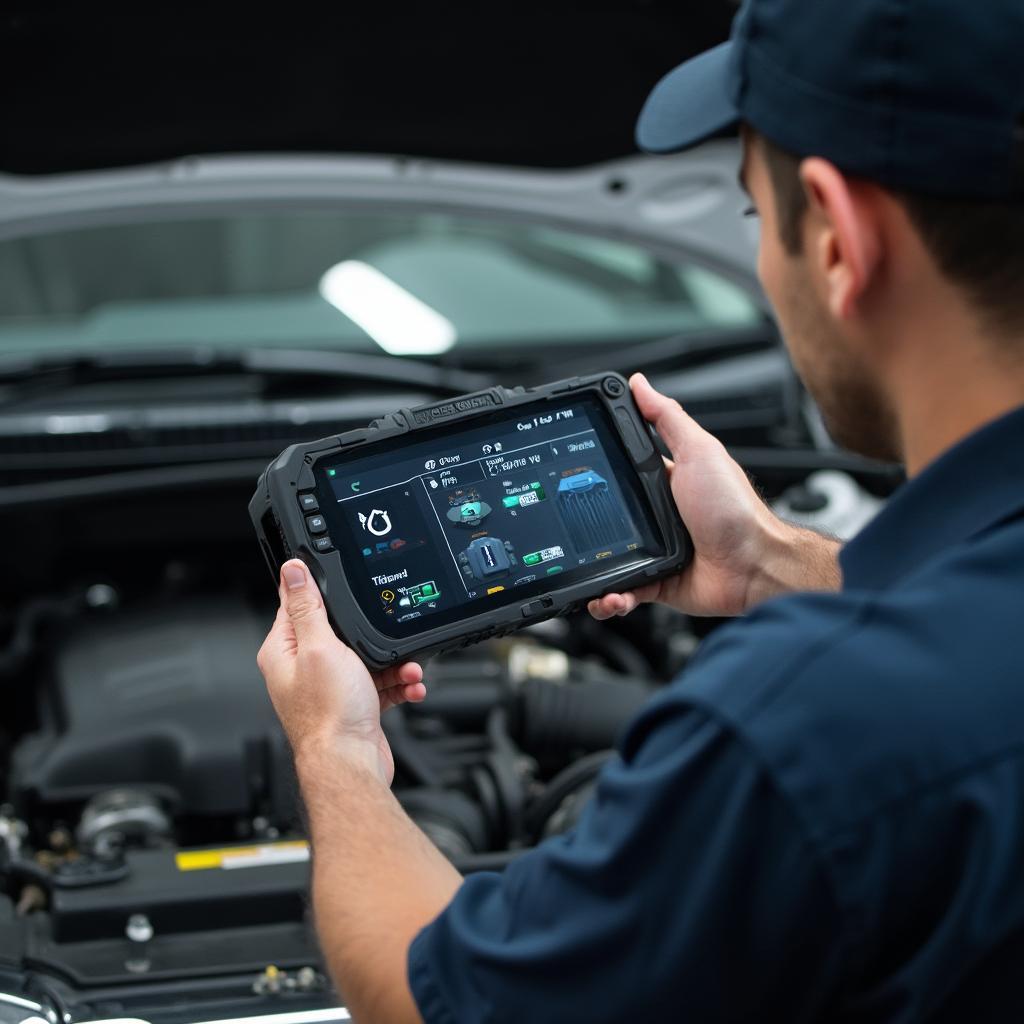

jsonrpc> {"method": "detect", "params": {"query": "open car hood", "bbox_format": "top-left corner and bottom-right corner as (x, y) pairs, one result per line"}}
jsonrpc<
(0, 144), (761, 297)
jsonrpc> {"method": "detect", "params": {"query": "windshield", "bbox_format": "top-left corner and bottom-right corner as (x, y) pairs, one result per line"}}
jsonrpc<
(0, 210), (762, 360)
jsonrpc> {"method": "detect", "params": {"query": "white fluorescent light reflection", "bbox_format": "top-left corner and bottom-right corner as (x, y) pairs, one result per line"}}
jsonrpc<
(319, 260), (456, 356)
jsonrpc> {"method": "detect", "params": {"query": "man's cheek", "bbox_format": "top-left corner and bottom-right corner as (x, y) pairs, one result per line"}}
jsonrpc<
(757, 239), (782, 305)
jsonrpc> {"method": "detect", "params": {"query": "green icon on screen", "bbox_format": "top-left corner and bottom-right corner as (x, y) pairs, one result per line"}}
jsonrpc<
(502, 484), (546, 510)
(408, 581), (440, 606)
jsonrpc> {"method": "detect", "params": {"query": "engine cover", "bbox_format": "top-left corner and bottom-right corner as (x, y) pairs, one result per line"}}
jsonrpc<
(10, 598), (293, 822)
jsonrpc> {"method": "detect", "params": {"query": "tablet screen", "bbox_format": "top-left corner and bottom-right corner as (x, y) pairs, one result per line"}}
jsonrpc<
(317, 394), (666, 638)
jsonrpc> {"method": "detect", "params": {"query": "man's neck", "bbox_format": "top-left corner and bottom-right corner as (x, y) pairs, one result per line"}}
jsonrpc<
(891, 314), (1024, 477)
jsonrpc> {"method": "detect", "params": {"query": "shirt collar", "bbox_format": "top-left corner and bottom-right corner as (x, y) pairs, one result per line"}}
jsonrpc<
(840, 404), (1024, 591)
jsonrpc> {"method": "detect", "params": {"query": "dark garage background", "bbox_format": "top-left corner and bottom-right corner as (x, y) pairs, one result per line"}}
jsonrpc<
(1, 3), (737, 173)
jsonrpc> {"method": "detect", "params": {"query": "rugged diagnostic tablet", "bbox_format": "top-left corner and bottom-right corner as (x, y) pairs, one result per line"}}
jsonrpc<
(250, 373), (692, 669)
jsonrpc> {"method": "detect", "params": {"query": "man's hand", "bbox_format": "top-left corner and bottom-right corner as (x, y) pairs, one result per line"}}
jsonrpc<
(589, 374), (841, 621)
(257, 559), (459, 1023)
(257, 558), (426, 786)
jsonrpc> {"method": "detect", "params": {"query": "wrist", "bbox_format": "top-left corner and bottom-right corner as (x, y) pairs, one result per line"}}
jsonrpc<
(747, 514), (842, 607)
(294, 733), (390, 789)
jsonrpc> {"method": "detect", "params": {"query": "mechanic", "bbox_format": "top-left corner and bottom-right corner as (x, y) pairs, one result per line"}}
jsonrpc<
(256, 0), (1024, 1019)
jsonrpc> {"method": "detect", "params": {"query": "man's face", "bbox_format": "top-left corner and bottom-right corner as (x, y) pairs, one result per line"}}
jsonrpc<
(741, 135), (900, 462)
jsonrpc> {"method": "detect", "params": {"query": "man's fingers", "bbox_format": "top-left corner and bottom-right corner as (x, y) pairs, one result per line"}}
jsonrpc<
(588, 593), (634, 620)
(379, 680), (428, 714)
(279, 559), (335, 647)
(587, 582), (662, 620)
(630, 372), (706, 463)
(373, 661), (424, 693)
(375, 662), (426, 713)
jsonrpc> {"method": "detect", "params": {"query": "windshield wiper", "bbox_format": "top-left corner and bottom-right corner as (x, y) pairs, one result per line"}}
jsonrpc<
(540, 323), (777, 382)
(0, 346), (495, 406)
(240, 347), (494, 393)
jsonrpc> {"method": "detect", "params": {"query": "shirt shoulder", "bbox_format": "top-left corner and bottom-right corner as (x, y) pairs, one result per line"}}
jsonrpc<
(649, 571), (1024, 843)
(630, 588), (867, 749)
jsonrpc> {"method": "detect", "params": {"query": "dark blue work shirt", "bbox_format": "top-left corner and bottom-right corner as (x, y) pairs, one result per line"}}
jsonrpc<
(409, 406), (1024, 1023)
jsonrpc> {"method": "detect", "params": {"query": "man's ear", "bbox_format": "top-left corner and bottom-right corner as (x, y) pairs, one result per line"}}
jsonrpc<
(799, 158), (883, 320)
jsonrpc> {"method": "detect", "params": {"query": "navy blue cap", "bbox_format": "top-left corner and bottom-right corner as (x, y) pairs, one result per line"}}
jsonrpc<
(637, 0), (1024, 199)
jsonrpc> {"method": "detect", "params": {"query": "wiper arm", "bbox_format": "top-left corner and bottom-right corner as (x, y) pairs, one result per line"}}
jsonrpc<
(541, 323), (777, 381)
(0, 346), (234, 386)
(0, 346), (495, 405)
(239, 347), (494, 394)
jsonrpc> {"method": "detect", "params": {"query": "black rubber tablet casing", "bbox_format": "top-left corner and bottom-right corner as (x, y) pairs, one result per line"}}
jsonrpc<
(249, 372), (692, 670)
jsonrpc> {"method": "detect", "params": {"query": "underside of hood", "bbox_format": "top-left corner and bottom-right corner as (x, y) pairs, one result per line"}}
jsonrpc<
(1, 3), (735, 174)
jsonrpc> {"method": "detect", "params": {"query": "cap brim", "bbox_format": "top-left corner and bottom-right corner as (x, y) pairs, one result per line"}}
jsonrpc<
(636, 42), (738, 154)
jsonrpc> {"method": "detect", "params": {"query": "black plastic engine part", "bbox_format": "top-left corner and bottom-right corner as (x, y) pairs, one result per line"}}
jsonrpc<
(9, 600), (294, 824)
(0, 590), (97, 679)
(0, 896), (22, 967)
(526, 750), (614, 841)
(404, 680), (504, 731)
(508, 676), (652, 757)
(540, 780), (601, 840)
(483, 708), (528, 845)
(398, 789), (490, 860)
(383, 709), (447, 789)
(779, 481), (830, 514)
(48, 847), (309, 943)
(24, 918), (321, 988)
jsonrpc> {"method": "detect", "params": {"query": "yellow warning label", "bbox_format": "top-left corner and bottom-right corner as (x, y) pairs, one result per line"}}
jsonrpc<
(176, 840), (310, 872)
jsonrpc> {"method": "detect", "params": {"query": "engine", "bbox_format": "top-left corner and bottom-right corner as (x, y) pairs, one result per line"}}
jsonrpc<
(0, 588), (675, 984)
(11, 600), (295, 842)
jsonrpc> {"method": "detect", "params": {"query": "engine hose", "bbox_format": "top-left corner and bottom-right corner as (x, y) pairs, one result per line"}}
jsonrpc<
(575, 619), (652, 678)
(0, 595), (81, 678)
(24, 975), (71, 1024)
(484, 708), (527, 845)
(0, 857), (52, 892)
(451, 849), (528, 874)
(526, 750), (614, 841)
(398, 789), (490, 860)
(468, 764), (502, 847)
(508, 677), (651, 758)
(404, 682), (503, 730)
(381, 708), (446, 788)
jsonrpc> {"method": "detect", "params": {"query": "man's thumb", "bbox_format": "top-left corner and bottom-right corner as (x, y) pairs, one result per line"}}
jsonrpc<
(280, 559), (331, 644)
(629, 372), (704, 462)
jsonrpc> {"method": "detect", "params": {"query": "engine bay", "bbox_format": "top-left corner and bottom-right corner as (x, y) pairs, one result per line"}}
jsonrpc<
(2, 580), (688, 981)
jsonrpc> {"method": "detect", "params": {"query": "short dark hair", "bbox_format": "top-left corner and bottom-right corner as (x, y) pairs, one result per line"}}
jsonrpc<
(757, 133), (1024, 336)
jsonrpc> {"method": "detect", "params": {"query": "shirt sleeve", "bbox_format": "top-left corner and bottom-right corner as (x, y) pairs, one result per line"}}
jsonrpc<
(408, 696), (850, 1024)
